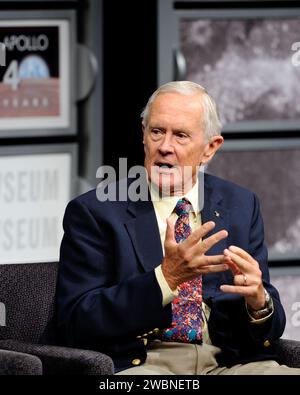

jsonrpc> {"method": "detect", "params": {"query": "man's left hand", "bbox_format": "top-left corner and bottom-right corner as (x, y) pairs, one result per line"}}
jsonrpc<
(220, 246), (266, 310)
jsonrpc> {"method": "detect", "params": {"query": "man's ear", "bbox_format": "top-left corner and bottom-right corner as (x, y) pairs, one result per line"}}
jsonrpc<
(201, 136), (224, 165)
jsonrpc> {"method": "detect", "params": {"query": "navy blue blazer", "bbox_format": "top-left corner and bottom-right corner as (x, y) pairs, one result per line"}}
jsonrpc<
(56, 174), (286, 373)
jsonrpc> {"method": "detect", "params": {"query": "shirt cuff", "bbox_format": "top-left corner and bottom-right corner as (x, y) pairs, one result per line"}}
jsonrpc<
(246, 299), (274, 324)
(155, 265), (178, 307)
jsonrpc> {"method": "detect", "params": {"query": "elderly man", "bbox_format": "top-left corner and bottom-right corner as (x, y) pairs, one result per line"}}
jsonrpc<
(56, 81), (300, 374)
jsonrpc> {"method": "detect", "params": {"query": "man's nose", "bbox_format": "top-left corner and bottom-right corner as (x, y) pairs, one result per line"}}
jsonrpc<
(158, 134), (174, 155)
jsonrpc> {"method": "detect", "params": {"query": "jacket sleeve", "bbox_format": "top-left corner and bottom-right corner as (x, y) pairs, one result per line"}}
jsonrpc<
(56, 198), (171, 350)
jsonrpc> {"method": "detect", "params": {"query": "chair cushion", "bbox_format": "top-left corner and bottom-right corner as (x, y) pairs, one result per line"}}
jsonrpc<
(275, 338), (300, 368)
(0, 349), (42, 375)
(0, 339), (114, 375)
(0, 263), (58, 343)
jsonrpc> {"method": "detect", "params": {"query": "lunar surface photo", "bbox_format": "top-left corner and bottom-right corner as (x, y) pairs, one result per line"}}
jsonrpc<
(207, 147), (300, 261)
(180, 18), (300, 128)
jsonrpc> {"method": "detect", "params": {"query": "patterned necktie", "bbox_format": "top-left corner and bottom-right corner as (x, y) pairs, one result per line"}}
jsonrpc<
(161, 198), (203, 343)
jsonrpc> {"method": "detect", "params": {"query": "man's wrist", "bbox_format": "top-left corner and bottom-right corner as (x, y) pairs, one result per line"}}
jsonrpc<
(161, 260), (178, 291)
(247, 289), (273, 320)
(155, 265), (178, 307)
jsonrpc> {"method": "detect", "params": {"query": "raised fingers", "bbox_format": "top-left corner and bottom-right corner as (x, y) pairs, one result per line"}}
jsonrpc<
(183, 221), (216, 246)
(191, 255), (229, 273)
(187, 229), (228, 257)
(223, 255), (240, 275)
(223, 248), (250, 274)
(227, 245), (257, 265)
(200, 263), (229, 274)
(220, 284), (253, 296)
(200, 230), (228, 253)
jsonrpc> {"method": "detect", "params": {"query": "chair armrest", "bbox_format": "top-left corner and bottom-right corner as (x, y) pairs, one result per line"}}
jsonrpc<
(0, 349), (42, 375)
(0, 339), (114, 375)
(274, 338), (300, 368)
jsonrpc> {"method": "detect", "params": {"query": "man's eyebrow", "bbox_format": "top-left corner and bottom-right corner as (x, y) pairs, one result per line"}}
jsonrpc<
(148, 125), (166, 131)
(173, 128), (191, 135)
(148, 125), (191, 134)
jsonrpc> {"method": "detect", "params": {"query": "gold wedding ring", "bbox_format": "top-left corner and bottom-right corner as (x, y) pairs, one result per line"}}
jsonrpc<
(243, 274), (247, 286)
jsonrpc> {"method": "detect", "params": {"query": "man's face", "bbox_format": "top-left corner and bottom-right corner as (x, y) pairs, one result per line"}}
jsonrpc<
(143, 92), (222, 195)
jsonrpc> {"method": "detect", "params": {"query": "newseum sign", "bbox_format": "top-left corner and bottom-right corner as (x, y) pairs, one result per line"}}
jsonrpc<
(0, 145), (75, 264)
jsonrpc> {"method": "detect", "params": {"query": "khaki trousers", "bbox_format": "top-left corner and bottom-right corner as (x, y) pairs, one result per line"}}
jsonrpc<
(117, 340), (300, 375)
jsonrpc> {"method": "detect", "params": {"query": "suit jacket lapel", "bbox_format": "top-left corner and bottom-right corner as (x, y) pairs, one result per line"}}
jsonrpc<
(201, 174), (229, 255)
(125, 199), (163, 272)
(201, 174), (230, 295)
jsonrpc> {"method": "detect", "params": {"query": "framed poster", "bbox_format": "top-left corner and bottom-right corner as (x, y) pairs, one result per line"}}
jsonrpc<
(0, 10), (76, 137)
(158, 1), (300, 133)
(207, 139), (300, 262)
(0, 143), (78, 264)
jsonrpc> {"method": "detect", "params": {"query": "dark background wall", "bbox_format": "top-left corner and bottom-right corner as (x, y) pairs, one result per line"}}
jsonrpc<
(102, 0), (157, 171)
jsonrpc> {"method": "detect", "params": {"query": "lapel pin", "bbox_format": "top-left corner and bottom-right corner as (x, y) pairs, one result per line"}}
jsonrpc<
(214, 210), (220, 217)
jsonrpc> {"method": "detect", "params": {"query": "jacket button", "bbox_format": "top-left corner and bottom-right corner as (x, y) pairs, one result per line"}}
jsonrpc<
(132, 359), (141, 366)
(136, 335), (142, 339)
(143, 338), (148, 346)
(263, 340), (271, 347)
(153, 328), (160, 334)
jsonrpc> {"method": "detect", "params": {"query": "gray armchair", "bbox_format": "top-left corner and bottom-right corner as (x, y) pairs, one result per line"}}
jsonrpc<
(0, 263), (114, 375)
(1, 263), (299, 374)
(0, 349), (42, 375)
(274, 339), (300, 368)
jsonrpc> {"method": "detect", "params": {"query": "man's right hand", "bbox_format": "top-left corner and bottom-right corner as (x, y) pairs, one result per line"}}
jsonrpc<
(161, 219), (228, 290)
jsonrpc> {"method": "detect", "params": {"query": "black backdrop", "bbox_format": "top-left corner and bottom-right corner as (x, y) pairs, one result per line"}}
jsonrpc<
(103, 0), (157, 171)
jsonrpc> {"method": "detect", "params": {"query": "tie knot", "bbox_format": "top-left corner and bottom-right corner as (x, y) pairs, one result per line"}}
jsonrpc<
(174, 198), (193, 216)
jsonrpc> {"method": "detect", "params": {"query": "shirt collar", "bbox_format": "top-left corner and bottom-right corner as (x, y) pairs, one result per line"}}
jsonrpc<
(150, 179), (200, 221)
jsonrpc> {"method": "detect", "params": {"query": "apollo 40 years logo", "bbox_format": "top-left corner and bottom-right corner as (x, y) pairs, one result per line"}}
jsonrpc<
(0, 25), (61, 121)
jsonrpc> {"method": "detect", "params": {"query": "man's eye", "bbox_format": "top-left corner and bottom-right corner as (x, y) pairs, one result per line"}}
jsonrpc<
(151, 129), (163, 137)
(176, 132), (188, 139)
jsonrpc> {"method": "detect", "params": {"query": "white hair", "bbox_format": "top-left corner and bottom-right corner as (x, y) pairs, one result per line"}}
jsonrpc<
(141, 81), (222, 140)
